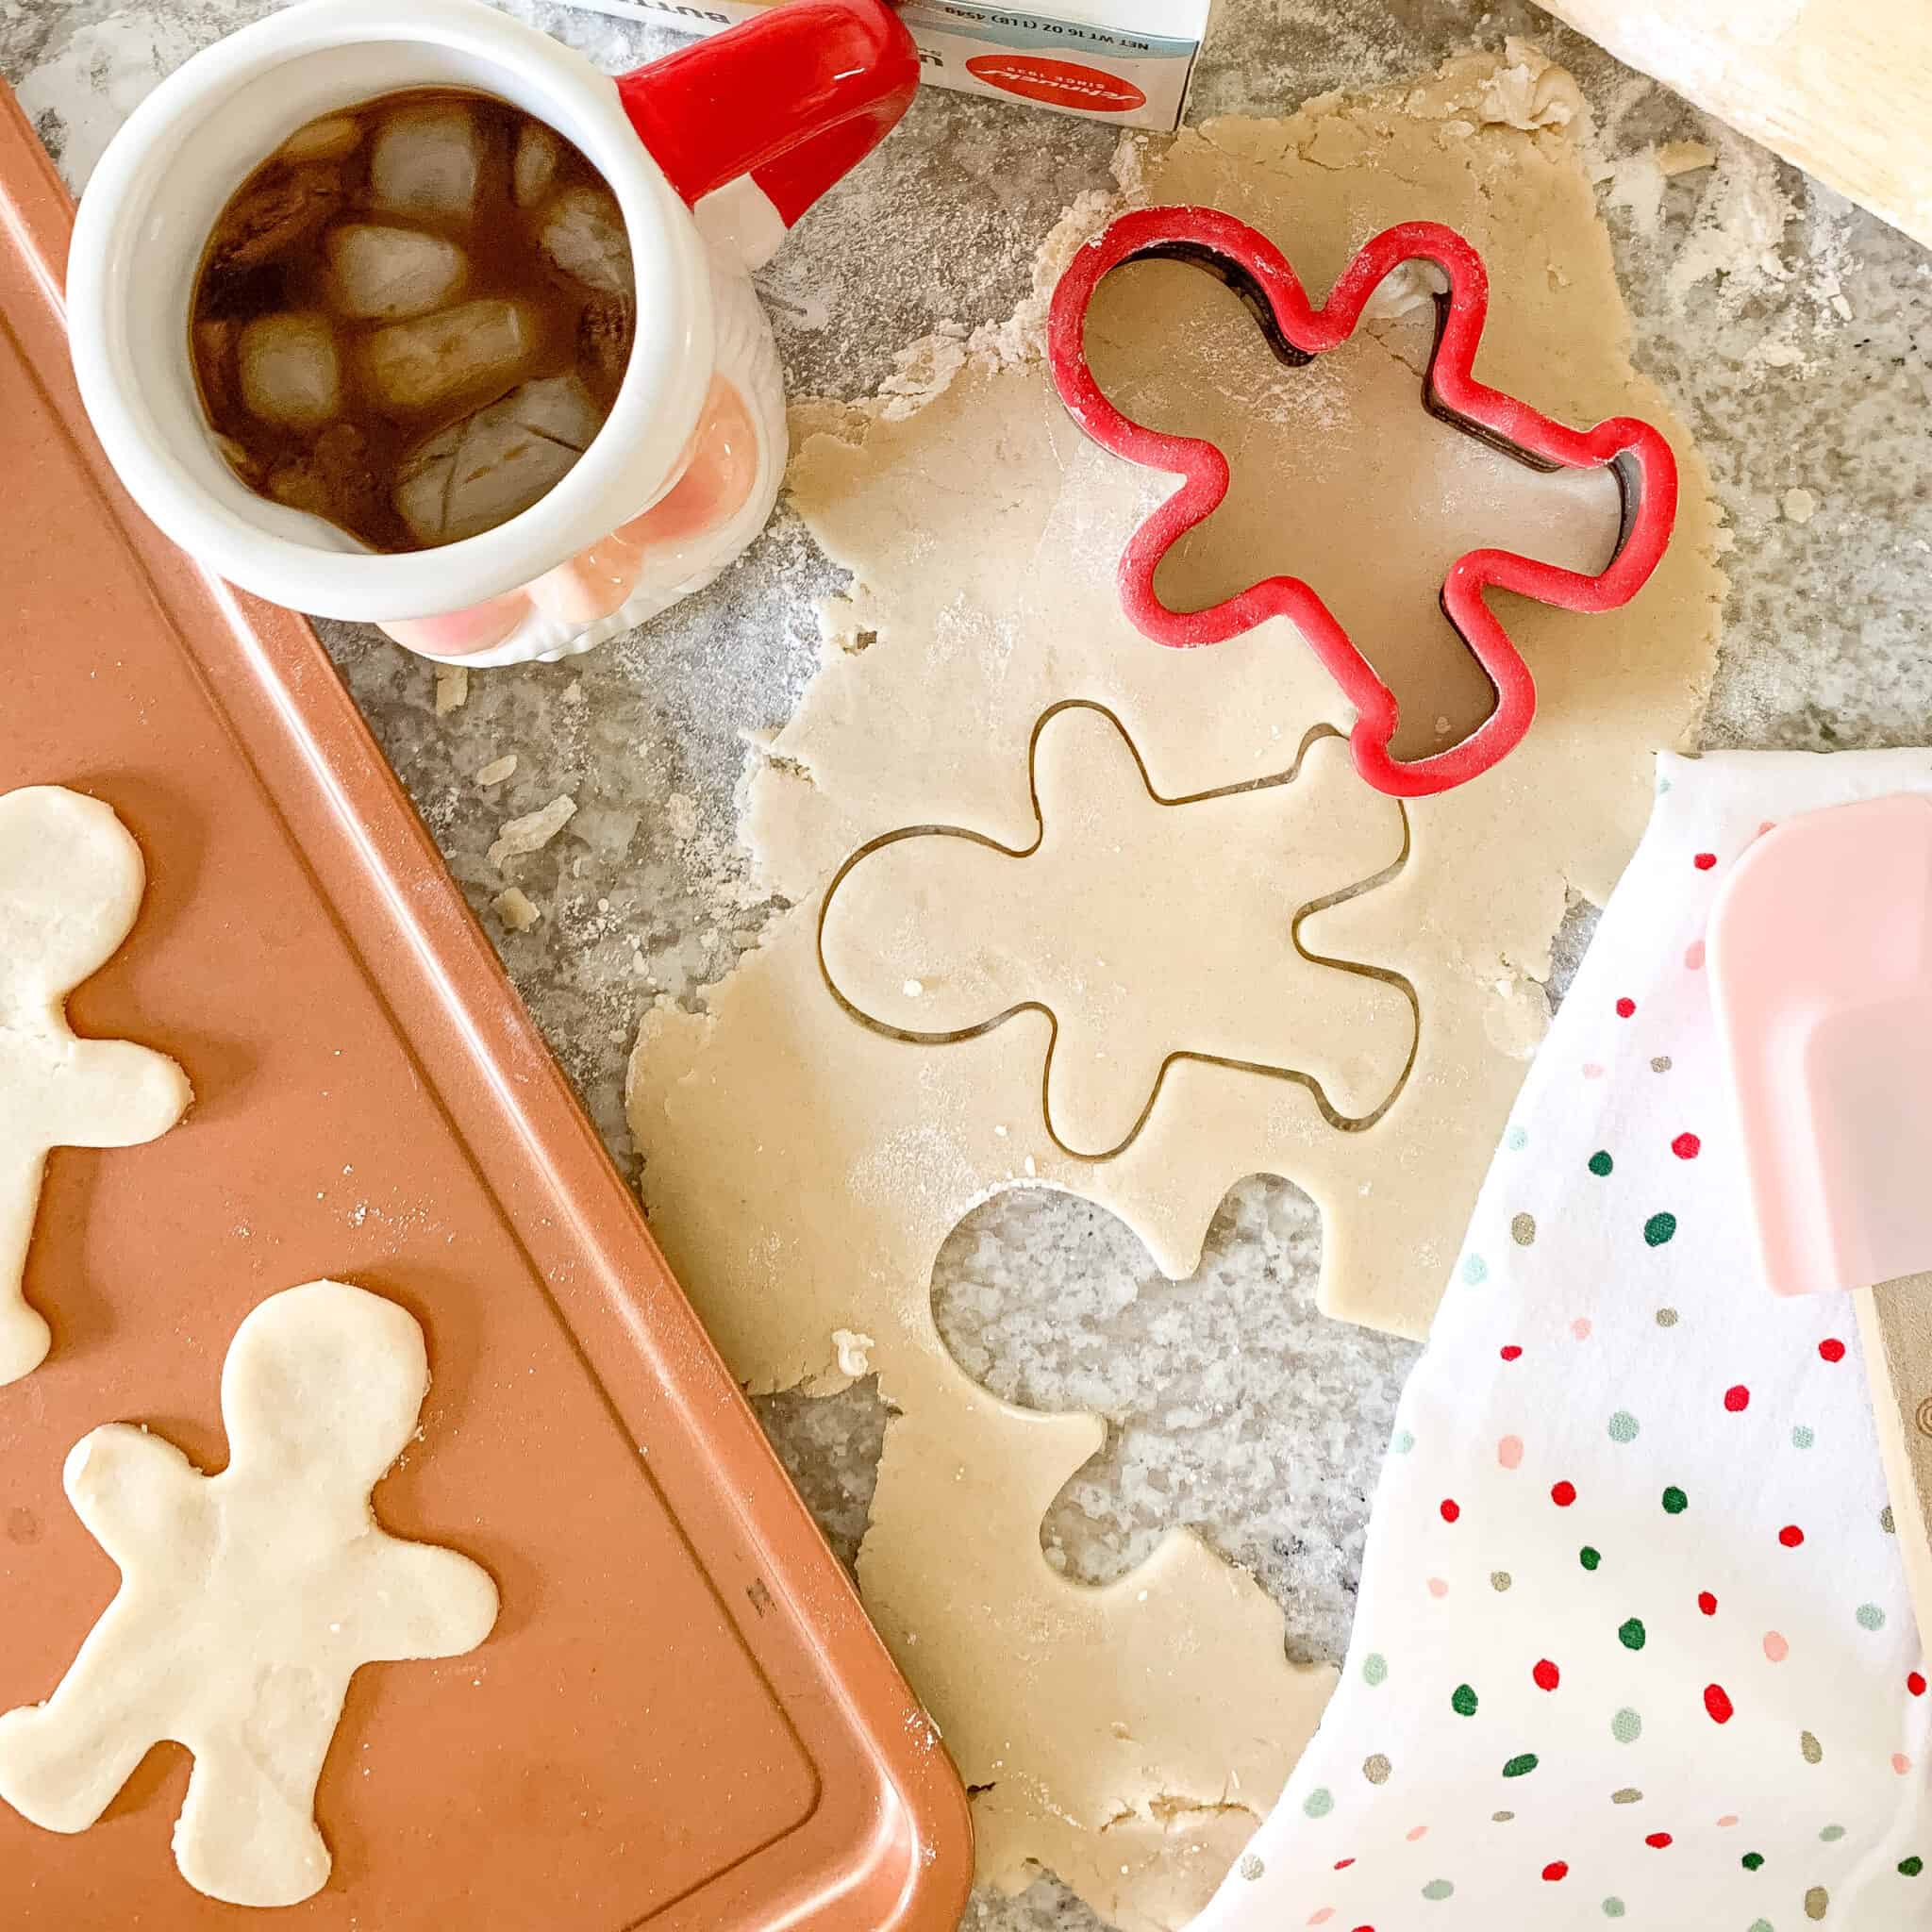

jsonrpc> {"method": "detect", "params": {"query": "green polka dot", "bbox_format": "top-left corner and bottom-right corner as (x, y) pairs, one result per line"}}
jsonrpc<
(1662, 1485), (1689, 1515)
(1742, 1853), (1765, 1871)
(1611, 1787), (1643, 1805)
(1619, 1618), (1647, 1651)
(1602, 1901), (1625, 1919)
(1801, 1730), (1824, 1764)
(1901, 1856), (1924, 1876)
(1303, 1787), (1333, 1819)
(1857, 1603), (1887, 1631)
(1655, 1307), (1679, 1327)
(1511, 1212), (1537, 1246)
(1644, 1211), (1678, 1246)
(1821, 1824), (1845, 1843)
(1581, 1545), (1602, 1572)
(1608, 1410), (1640, 1443)
(1363, 1652), (1388, 1687)
(1657, 775), (1672, 794)
(1421, 1878), (1454, 1902)
(1792, 1424), (1815, 1449)
(1502, 1752), (1539, 1778)
(1392, 1430), (1415, 1455)
(1749, 1921), (1774, 1932)
(1506, 1125), (1528, 1151)
(1883, 1505), (1897, 1534)
(1452, 1683), (1478, 1717)
(1611, 1707), (1642, 1743)
(1461, 1253), (1489, 1285)
(1589, 1150), (1614, 1176)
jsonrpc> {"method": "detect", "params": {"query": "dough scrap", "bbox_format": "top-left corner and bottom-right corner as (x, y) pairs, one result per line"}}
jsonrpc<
(821, 707), (1414, 1157)
(0, 1279), (498, 1907)
(628, 47), (1724, 1927)
(0, 787), (192, 1386)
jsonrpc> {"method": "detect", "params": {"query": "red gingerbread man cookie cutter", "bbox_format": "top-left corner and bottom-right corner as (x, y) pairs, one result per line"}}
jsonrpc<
(1046, 206), (1679, 798)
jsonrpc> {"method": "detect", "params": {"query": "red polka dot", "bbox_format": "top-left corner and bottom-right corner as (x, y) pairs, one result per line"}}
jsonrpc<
(1704, 1683), (1734, 1724)
(1615, 996), (1637, 1018)
(1698, 1591), (1718, 1616)
(1672, 1132), (1702, 1159)
(1533, 1658), (1560, 1690)
(1334, 1857), (1355, 1870)
(1440, 1498), (1460, 1524)
(1552, 1480), (1577, 1507)
(1819, 1338), (1846, 1363)
(1500, 1344), (1524, 1361)
(1645, 1832), (1674, 1849)
(1778, 1524), (1806, 1548)
(1724, 1385), (1750, 1412)
(1541, 1861), (1569, 1882)
(1693, 852), (1717, 871)
(1909, 1672), (1927, 1697)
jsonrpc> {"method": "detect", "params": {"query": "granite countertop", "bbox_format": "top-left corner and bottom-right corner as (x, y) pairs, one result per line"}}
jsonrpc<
(6, 3), (1930, 1926)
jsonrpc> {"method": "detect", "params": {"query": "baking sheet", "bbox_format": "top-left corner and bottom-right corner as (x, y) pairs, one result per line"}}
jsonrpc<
(0, 82), (971, 1930)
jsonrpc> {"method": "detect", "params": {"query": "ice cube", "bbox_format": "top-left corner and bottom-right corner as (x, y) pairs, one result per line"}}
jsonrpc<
(368, 102), (482, 220)
(277, 114), (361, 163)
(393, 374), (603, 545)
(539, 187), (632, 294)
(361, 299), (534, 412)
(327, 224), (467, 322)
(206, 165), (342, 275)
(211, 433), (265, 488)
(513, 124), (560, 208)
(266, 424), (385, 537)
(237, 312), (341, 428)
(575, 291), (635, 404)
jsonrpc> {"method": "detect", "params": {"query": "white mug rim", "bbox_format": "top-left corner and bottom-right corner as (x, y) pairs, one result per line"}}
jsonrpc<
(64, 0), (715, 624)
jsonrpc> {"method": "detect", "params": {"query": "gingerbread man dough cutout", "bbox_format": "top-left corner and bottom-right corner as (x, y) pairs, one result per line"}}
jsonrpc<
(0, 786), (192, 1385)
(819, 704), (1418, 1157)
(0, 1279), (499, 1907)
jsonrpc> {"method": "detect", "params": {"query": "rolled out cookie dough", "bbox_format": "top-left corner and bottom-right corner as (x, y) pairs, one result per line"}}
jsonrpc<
(0, 787), (192, 1386)
(629, 44), (1724, 1928)
(0, 1280), (498, 1907)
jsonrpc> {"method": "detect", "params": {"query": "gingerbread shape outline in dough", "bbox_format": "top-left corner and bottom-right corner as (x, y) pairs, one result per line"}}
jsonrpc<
(1048, 205), (1680, 798)
(0, 786), (192, 1386)
(819, 704), (1419, 1158)
(0, 1279), (499, 1908)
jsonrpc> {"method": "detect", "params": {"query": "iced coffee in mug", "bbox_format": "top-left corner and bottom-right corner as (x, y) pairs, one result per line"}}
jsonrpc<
(66, 0), (920, 665)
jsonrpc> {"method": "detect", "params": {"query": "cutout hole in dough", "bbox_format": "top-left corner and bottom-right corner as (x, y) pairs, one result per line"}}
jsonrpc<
(929, 1177), (1416, 1604)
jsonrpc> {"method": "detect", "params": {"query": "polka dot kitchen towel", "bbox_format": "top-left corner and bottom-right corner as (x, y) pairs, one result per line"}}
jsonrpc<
(1194, 750), (1932, 1932)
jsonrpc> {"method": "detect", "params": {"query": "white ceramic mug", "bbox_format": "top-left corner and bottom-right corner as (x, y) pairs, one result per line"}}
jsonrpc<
(65, 0), (918, 664)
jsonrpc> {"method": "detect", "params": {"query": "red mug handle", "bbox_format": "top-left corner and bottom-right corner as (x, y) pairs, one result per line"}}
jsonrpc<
(617, 1), (920, 231)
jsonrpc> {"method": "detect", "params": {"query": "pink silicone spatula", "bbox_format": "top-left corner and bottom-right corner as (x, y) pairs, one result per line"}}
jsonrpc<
(1708, 792), (1932, 1648)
